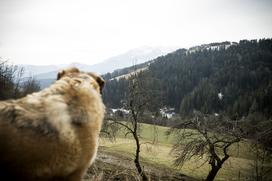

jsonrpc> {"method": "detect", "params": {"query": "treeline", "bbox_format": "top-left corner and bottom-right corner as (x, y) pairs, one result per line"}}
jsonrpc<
(103, 39), (272, 120)
(0, 60), (40, 100)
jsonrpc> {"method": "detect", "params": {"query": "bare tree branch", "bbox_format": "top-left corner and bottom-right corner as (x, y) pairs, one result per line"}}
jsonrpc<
(169, 112), (243, 181)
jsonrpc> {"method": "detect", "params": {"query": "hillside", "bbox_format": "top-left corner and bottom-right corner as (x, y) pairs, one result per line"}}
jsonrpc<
(102, 39), (272, 120)
(93, 123), (259, 180)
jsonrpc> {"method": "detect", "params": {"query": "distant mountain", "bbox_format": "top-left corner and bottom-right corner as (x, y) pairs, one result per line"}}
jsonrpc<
(23, 46), (177, 88)
(38, 79), (55, 89)
(19, 64), (61, 77)
(88, 46), (177, 74)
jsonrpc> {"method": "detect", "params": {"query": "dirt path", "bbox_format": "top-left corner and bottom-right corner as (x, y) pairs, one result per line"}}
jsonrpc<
(84, 150), (197, 181)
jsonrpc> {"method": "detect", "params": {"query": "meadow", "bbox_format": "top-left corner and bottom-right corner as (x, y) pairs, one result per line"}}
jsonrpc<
(100, 123), (260, 180)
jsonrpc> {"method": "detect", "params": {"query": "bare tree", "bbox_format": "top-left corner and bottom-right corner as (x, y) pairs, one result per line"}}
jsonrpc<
(168, 112), (243, 181)
(20, 77), (41, 96)
(0, 59), (22, 99)
(119, 70), (149, 181)
(13, 66), (25, 98)
(0, 59), (40, 100)
(104, 68), (151, 181)
(251, 142), (272, 181)
(247, 119), (272, 181)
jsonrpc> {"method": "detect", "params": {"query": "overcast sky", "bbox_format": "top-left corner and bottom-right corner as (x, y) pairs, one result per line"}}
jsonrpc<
(0, 0), (271, 65)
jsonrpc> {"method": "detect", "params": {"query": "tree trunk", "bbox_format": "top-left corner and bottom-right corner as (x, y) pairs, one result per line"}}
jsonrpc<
(206, 166), (220, 181)
(133, 133), (148, 181)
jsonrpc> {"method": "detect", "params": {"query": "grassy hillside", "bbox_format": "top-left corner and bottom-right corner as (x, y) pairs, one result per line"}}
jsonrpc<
(99, 123), (269, 180)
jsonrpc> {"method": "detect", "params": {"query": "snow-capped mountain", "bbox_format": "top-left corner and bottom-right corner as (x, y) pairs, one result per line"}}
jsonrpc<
(89, 46), (177, 74)
(21, 46), (176, 77)
(23, 46), (177, 88)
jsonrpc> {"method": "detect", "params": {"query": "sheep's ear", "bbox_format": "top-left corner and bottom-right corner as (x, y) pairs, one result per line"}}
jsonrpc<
(96, 76), (105, 92)
(57, 67), (80, 80)
(88, 73), (105, 93)
(57, 70), (65, 80)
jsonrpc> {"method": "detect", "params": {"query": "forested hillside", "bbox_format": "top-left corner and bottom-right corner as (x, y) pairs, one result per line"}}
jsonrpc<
(103, 39), (272, 119)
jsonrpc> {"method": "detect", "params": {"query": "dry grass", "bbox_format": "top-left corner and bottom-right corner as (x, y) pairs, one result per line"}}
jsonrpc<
(84, 149), (194, 181)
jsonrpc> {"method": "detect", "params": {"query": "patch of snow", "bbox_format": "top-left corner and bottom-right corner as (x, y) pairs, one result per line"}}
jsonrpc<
(218, 92), (223, 100)
(109, 67), (148, 81)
